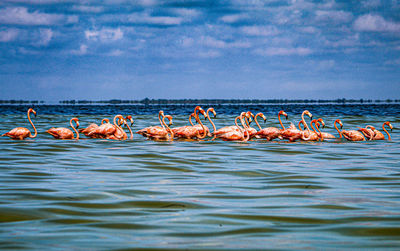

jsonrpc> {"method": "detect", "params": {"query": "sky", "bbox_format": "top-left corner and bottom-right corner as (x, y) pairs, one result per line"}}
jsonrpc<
(0, 0), (399, 101)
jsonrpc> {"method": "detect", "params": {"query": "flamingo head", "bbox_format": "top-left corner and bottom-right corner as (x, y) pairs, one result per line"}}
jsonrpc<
(159, 110), (164, 117)
(246, 111), (255, 118)
(258, 112), (267, 122)
(279, 110), (288, 120)
(304, 110), (312, 119)
(335, 119), (343, 129)
(384, 121), (393, 131)
(317, 118), (325, 128)
(125, 115), (134, 126)
(28, 108), (37, 117)
(208, 108), (217, 118)
(71, 117), (80, 128)
(199, 108), (207, 119)
(164, 115), (173, 126)
(101, 118), (109, 125)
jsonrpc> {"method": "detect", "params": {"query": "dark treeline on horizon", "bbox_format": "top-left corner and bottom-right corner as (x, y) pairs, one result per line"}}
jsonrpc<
(0, 99), (400, 105)
(55, 98), (400, 104)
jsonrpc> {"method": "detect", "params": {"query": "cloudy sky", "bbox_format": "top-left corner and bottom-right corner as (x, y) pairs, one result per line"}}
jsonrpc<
(0, 0), (399, 101)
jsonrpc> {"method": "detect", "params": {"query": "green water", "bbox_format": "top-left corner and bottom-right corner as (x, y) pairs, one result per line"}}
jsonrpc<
(1, 109), (400, 250)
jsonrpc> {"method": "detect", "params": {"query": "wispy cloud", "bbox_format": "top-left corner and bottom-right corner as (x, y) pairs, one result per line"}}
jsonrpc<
(85, 28), (123, 42)
(255, 47), (313, 56)
(241, 25), (279, 36)
(220, 14), (248, 24)
(34, 28), (53, 46)
(353, 14), (400, 32)
(200, 36), (251, 49)
(71, 5), (104, 13)
(70, 44), (88, 55)
(315, 10), (353, 24)
(0, 28), (19, 42)
(0, 7), (78, 25)
(126, 12), (184, 25)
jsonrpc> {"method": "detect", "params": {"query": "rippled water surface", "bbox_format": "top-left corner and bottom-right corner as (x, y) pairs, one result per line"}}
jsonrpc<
(1, 104), (400, 250)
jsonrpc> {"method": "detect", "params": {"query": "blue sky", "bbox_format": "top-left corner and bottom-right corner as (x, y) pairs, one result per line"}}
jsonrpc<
(0, 0), (399, 101)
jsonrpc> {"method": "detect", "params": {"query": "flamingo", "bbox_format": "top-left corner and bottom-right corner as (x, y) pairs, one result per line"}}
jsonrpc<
(213, 112), (251, 136)
(188, 108), (212, 137)
(123, 115), (134, 140)
(309, 119), (323, 141)
(88, 115), (126, 140)
(336, 119), (367, 141)
(137, 111), (174, 140)
(2, 108), (37, 140)
(243, 111), (258, 138)
(280, 110), (313, 142)
(255, 110), (287, 141)
(315, 118), (335, 140)
(251, 112), (266, 139)
(359, 121), (393, 140)
(46, 118), (80, 140)
(334, 119), (343, 138)
(172, 106), (208, 139)
(216, 115), (250, 141)
(79, 118), (110, 137)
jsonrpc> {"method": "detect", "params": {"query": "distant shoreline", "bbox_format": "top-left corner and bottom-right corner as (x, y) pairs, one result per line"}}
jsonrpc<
(0, 98), (399, 105)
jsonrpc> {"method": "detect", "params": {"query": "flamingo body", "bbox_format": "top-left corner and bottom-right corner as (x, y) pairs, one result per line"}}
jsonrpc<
(2, 127), (32, 140)
(46, 128), (74, 139)
(341, 130), (365, 141)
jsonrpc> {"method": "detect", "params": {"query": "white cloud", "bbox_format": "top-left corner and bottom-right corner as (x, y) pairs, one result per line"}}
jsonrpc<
(220, 14), (248, 23)
(197, 50), (221, 58)
(35, 28), (53, 46)
(324, 34), (359, 47)
(72, 5), (104, 13)
(71, 44), (88, 55)
(85, 28), (123, 42)
(107, 49), (123, 56)
(361, 0), (381, 8)
(354, 14), (400, 32)
(0, 7), (78, 25)
(315, 10), (353, 23)
(299, 26), (319, 34)
(241, 25), (279, 36)
(200, 36), (251, 49)
(171, 8), (201, 19)
(256, 47), (312, 56)
(127, 12), (183, 25)
(0, 28), (19, 42)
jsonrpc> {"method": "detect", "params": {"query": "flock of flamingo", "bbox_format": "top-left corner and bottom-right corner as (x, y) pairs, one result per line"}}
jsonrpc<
(1, 107), (394, 142)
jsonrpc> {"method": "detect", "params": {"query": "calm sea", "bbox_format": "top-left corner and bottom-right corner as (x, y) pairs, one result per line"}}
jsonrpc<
(1, 104), (399, 250)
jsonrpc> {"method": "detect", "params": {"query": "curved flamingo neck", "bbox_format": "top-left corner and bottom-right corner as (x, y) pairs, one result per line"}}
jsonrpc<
(27, 109), (37, 138)
(158, 112), (165, 129)
(301, 111), (311, 135)
(240, 116), (250, 141)
(125, 122), (133, 140)
(101, 118), (109, 124)
(70, 118), (79, 140)
(383, 122), (391, 140)
(234, 116), (245, 140)
(195, 109), (207, 139)
(278, 112), (285, 130)
(206, 109), (216, 134)
(314, 121), (323, 141)
(189, 113), (195, 126)
(162, 116), (174, 140)
(114, 115), (126, 140)
(254, 113), (262, 130)
(334, 120), (342, 138)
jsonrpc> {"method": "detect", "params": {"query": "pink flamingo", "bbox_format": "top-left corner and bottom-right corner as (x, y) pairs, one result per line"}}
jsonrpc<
(172, 106), (208, 139)
(137, 111), (174, 140)
(188, 108), (212, 137)
(252, 112), (267, 139)
(216, 115), (250, 141)
(213, 112), (251, 136)
(315, 118), (335, 140)
(334, 119), (343, 138)
(281, 110), (313, 142)
(256, 110), (287, 141)
(88, 115), (125, 140)
(79, 118), (109, 137)
(359, 121), (393, 140)
(336, 119), (367, 141)
(46, 118), (80, 140)
(2, 108), (37, 140)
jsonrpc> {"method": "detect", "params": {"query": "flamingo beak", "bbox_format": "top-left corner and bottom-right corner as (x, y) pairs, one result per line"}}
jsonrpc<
(213, 111), (217, 118)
